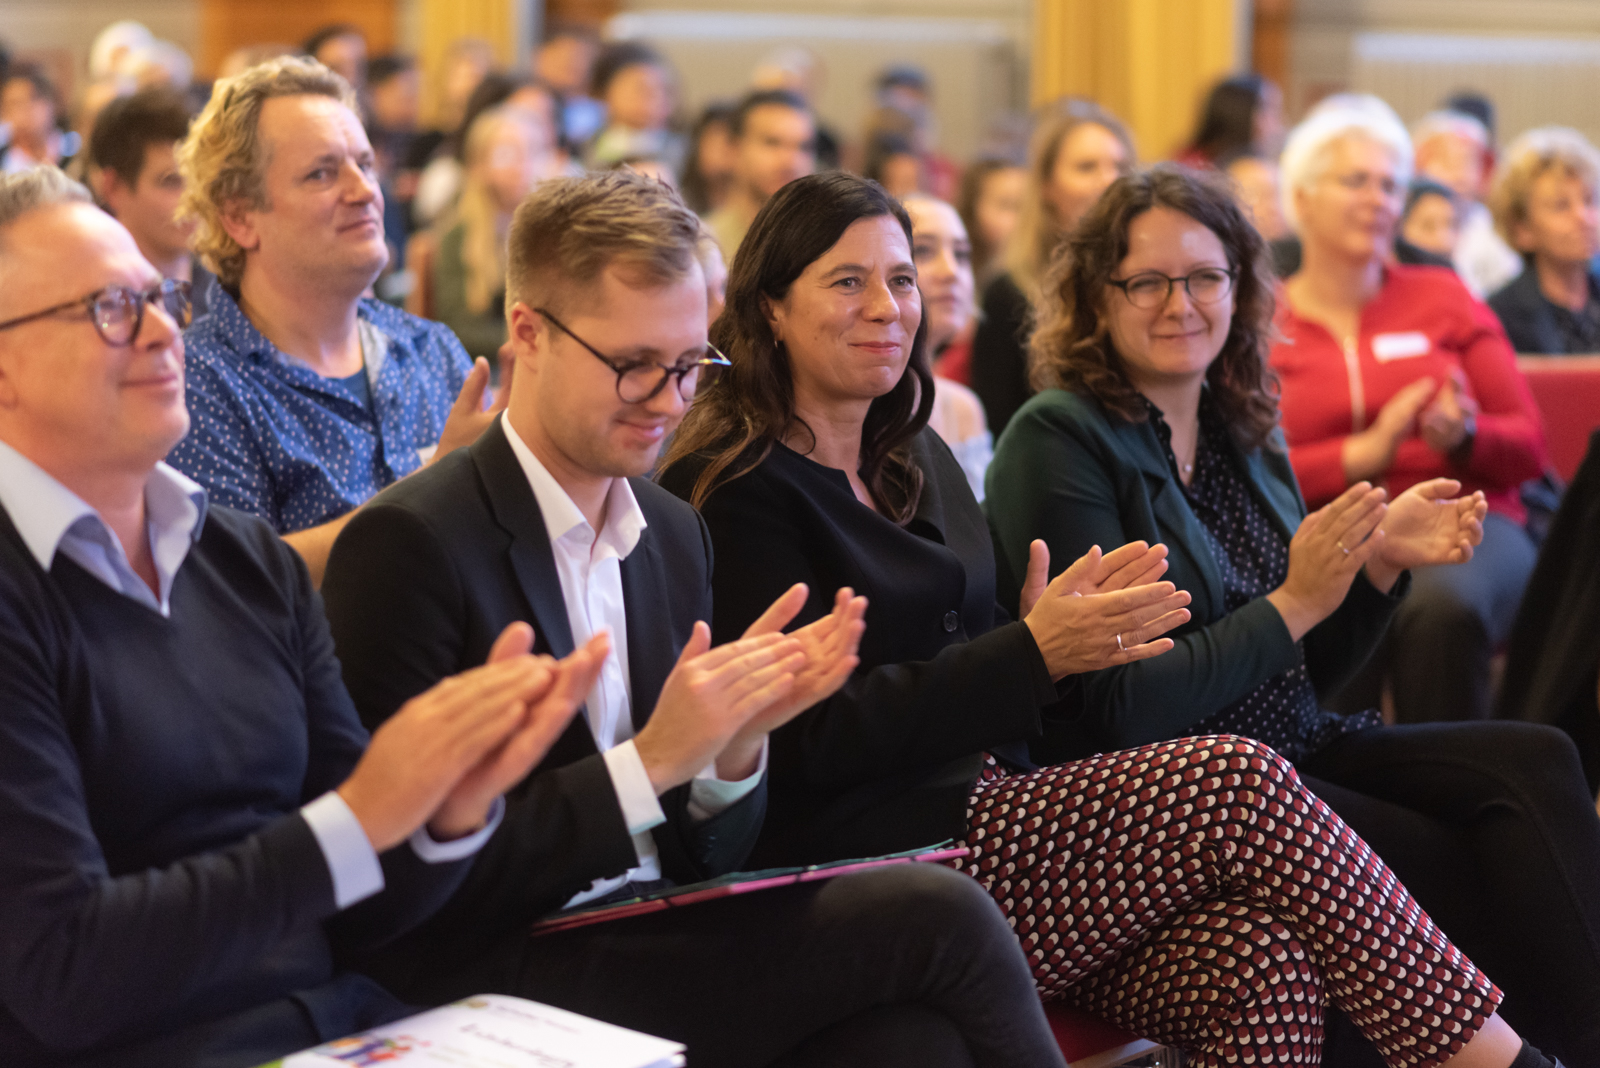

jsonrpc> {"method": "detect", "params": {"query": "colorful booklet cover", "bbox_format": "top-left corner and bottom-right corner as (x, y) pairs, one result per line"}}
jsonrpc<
(531, 840), (972, 936)
(256, 994), (684, 1068)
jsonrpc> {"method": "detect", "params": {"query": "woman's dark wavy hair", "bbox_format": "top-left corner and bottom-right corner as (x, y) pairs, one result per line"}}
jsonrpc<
(661, 171), (933, 522)
(1029, 163), (1281, 450)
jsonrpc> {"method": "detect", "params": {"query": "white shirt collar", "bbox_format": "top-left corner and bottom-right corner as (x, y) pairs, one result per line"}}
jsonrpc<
(0, 439), (207, 612)
(500, 412), (647, 562)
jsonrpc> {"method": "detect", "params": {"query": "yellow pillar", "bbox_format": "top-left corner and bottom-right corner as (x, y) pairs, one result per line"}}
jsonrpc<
(416, 0), (523, 127)
(1032, 0), (1240, 163)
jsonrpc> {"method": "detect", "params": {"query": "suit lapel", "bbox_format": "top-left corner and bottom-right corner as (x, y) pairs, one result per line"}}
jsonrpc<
(1117, 418), (1227, 616)
(472, 420), (577, 658)
(619, 494), (677, 733)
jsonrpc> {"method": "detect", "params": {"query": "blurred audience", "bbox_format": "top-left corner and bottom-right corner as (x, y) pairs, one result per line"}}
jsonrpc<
(703, 89), (816, 261)
(88, 86), (214, 316)
(367, 54), (422, 182)
(586, 42), (682, 172)
(167, 57), (491, 586)
(862, 128), (921, 198)
(956, 157), (1026, 292)
(871, 65), (958, 199)
(87, 20), (153, 82)
(971, 98), (1134, 435)
(0, 63), (69, 173)
(904, 193), (991, 500)
(748, 46), (840, 170)
(535, 27), (604, 147)
(1174, 73), (1285, 169)
(1487, 126), (1600, 355)
(679, 101), (737, 214)
(430, 37), (496, 145)
(304, 24), (368, 94)
(1219, 149), (1288, 243)
(1272, 98), (1547, 726)
(1400, 177), (1463, 262)
(1414, 109), (1522, 297)
(433, 107), (557, 361)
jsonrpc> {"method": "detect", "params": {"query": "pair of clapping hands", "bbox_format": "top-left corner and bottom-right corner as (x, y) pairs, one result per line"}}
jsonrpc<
(335, 585), (868, 852)
(1017, 478), (1489, 679)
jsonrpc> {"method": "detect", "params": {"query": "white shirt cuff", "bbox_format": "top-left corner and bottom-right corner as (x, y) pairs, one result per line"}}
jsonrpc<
(602, 739), (667, 835)
(408, 795), (505, 863)
(687, 737), (768, 821)
(302, 791), (385, 910)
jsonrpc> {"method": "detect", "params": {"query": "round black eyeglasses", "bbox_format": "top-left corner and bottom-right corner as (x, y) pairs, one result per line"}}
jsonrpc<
(535, 307), (731, 403)
(0, 278), (193, 346)
(1106, 268), (1236, 310)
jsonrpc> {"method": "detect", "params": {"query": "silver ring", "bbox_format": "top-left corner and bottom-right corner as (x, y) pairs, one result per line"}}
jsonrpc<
(1116, 633), (1125, 652)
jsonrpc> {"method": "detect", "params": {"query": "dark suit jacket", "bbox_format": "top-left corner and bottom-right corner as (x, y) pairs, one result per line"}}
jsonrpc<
(969, 271), (1033, 437)
(1486, 263), (1583, 354)
(659, 428), (1056, 868)
(985, 389), (1404, 761)
(321, 420), (765, 1000)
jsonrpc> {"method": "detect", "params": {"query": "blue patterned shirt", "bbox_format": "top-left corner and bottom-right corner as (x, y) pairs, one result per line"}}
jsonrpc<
(166, 287), (472, 534)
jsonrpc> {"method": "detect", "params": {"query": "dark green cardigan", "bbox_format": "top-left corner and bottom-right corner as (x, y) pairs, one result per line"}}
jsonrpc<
(985, 387), (1403, 759)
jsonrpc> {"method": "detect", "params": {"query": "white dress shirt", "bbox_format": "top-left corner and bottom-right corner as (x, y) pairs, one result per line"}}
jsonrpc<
(501, 414), (765, 907)
(0, 440), (499, 911)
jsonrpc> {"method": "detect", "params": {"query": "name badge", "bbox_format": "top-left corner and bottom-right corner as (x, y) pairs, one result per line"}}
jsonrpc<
(1371, 331), (1431, 362)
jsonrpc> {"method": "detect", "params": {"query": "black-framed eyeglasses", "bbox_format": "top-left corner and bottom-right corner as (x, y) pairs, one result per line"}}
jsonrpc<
(1107, 267), (1235, 310)
(0, 279), (192, 346)
(535, 307), (731, 403)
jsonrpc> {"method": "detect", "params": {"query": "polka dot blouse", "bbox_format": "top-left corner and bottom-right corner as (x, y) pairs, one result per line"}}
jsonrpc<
(1146, 398), (1382, 760)
(166, 288), (473, 535)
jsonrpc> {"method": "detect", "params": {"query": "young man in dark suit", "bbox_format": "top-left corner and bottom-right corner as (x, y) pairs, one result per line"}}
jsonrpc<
(321, 171), (1069, 1068)
(0, 167), (603, 1067)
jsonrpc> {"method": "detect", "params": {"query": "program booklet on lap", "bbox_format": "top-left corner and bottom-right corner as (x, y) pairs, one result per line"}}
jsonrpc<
(531, 842), (972, 936)
(256, 994), (685, 1067)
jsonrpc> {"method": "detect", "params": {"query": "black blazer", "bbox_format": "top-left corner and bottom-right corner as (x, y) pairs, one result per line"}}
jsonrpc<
(969, 271), (1034, 436)
(1487, 265), (1575, 355)
(985, 389), (1404, 761)
(322, 419), (765, 997)
(659, 428), (1056, 868)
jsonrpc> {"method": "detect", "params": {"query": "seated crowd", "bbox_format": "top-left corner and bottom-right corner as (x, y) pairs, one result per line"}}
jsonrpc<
(2, 22), (1600, 1068)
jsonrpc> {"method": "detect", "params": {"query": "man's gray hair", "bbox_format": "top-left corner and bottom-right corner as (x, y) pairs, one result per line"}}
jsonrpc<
(0, 167), (93, 237)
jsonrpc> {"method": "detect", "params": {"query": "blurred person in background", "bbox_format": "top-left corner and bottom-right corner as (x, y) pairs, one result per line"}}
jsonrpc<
(67, 76), (133, 182)
(1219, 149), (1289, 244)
(132, 40), (194, 94)
(1272, 98), (1547, 727)
(862, 130), (921, 198)
(426, 37), (495, 152)
(1400, 177), (1463, 262)
(703, 89), (816, 261)
(971, 98), (1134, 435)
(432, 107), (558, 363)
(695, 221), (728, 326)
(88, 20), (153, 82)
(872, 65), (958, 200)
(586, 42), (683, 172)
(0, 63), (70, 173)
(1173, 73), (1285, 169)
(535, 26), (603, 147)
(89, 85), (214, 316)
(305, 24), (368, 95)
(367, 54), (422, 184)
(679, 101), (737, 214)
(1487, 127), (1600, 355)
(905, 192), (992, 501)
(957, 157), (1027, 294)
(748, 46), (840, 170)
(1414, 109), (1522, 297)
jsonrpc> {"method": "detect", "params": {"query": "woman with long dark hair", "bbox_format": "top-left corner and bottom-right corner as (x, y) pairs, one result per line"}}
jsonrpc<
(985, 162), (1600, 1064)
(658, 170), (1555, 1068)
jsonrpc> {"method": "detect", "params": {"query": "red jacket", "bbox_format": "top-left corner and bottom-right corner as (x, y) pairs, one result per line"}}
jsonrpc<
(1271, 264), (1546, 521)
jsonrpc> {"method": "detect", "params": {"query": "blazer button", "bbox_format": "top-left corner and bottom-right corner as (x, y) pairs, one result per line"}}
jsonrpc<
(943, 610), (959, 632)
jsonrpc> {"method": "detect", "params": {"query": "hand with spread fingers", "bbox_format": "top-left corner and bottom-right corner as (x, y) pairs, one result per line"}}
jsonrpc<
(1364, 479), (1488, 591)
(337, 621), (603, 852)
(1020, 539), (1192, 681)
(1266, 481), (1388, 642)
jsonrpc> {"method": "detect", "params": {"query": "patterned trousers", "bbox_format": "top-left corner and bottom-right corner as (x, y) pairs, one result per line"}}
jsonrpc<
(956, 736), (1501, 1068)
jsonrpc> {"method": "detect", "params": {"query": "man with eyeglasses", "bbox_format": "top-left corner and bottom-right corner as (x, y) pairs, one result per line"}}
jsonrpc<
(0, 166), (613, 1065)
(165, 56), (500, 586)
(320, 171), (1062, 1067)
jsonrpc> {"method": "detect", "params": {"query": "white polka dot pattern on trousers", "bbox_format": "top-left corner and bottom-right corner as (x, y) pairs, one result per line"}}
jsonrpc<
(956, 737), (1500, 1068)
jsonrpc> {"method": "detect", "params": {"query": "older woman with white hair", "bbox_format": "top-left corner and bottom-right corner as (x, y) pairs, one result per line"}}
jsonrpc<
(1487, 126), (1600, 354)
(1270, 96), (1547, 726)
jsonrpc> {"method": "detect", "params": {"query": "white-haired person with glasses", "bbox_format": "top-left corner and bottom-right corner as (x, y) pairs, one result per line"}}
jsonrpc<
(319, 169), (1073, 1068)
(0, 166), (616, 1066)
(165, 56), (503, 587)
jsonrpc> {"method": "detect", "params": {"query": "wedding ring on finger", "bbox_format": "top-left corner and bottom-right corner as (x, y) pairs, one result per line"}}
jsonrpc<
(1116, 633), (1125, 652)
(1337, 539), (1350, 556)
